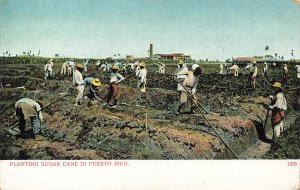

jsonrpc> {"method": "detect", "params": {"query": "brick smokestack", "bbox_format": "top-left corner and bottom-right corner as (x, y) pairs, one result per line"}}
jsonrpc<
(150, 43), (153, 60)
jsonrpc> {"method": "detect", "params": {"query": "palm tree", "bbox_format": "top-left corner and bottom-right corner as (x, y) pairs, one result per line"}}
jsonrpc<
(275, 53), (277, 60)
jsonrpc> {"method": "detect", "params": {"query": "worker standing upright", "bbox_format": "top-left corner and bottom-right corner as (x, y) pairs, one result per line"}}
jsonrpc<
(175, 60), (189, 95)
(49, 59), (54, 76)
(136, 61), (147, 92)
(282, 64), (288, 84)
(73, 64), (85, 106)
(106, 65), (125, 108)
(159, 62), (166, 74)
(268, 82), (287, 142)
(61, 61), (68, 76)
(220, 62), (224, 75)
(295, 65), (300, 79)
(245, 60), (258, 90)
(263, 62), (268, 77)
(44, 61), (52, 80)
(15, 98), (47, 140)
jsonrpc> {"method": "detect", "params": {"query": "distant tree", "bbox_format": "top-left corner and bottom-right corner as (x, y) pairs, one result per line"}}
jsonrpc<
(281, 56), (284, 60)
(6, 51), (8, 55)
(265, 45), (269, 57)
(275, 53), (278, 60)
(205, 58), (208, 62)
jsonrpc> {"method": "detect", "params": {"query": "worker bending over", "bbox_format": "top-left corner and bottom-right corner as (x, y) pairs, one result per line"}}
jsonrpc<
(175, 60), (189, 96)
(83, 77), (101, 100)
(176, 67), (202, 115)
(229, 64), (239, 77)
(15, 98), (47, 140)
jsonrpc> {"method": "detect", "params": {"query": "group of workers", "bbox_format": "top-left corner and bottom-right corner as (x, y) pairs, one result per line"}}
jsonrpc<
(15, 58), (296, 144)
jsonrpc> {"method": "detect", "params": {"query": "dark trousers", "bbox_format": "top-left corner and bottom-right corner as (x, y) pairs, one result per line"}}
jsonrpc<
(107, 83), (119, 106)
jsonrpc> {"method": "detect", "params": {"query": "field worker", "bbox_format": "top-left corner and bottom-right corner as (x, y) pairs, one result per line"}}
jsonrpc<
(136, 61), (147, 92)
(268, 82), (287, 142)
(263, 62), (268, 77)
(83, 77), (101, 100)
(219, 62), (224, 75)
(49, 59), (54, 76)
(106, 62), (112, 72)
(73, 64), (85, 106)
(44, 61), (52, 80)
(96, 60), (101, 70)
(100, 62), (107, 72)
(15, 98), (47, 140)
(61, 61), (68, 76)
(192, 62), (200, 71)
(159, 62), (166, 74)
(175, 60), (189, 94)
(295, 65), (300, 78)
(282, 64), (288, 83)
(245, 60), (258, 90)
(229, 64), (239, 77)
(272, 62), (276, 71)
(68, 59), (75, 76)
(176, 67), (202, 115)
(83, 59), (89, 72)
(106, 65), (125, 107)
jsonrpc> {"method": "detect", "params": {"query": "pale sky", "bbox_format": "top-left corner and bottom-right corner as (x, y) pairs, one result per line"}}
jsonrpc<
(0, 0), (300, 60)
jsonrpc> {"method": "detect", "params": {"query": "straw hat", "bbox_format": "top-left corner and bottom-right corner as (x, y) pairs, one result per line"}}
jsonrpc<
(76, 64), (84, 69)
(112, 65), (119, 70)
(139, 61), (145, 67)
(252, 60), (257, 64)
(178, 60), (184, 65)
(92, 79), (101, 87)
(272, 82), (282, 89)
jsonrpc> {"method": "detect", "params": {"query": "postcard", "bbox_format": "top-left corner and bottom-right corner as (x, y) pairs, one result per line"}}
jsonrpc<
(0, 0), (299, 189)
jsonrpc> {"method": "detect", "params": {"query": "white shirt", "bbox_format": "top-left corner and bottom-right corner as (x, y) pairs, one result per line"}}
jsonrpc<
(110, 73), (125, 83)
(68, 61), (75, 67)
(295, 65), (300, 72)
(44, 63), (52, 72)
(270, 92), (287, 111)
(176, 66), (189, 79)
(230, 64), (239, 71)
(136, 68), (147, 83)
(73, 70), (84, 85)
(192, 63), (199, 71)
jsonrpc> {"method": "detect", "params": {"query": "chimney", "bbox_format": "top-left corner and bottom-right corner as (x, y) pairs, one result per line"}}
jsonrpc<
(150, 44), (153, 60)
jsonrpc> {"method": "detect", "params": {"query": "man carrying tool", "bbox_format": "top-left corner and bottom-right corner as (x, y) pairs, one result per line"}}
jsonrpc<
(83, 77), (101, 100)
(245, 60), (258, 90)
(159, 62), (165, 74)
(268, 82), (287, 142)
(73, 64), (85, 106)
(175, 60), (189, 95)
(106, 65), (125, 108)
(136, 61), (147, 92)
(175, 67), (202, 115)
(229, 63), (239, 77)
(15, 98), (47, 140)
(44, 61), (52, 80)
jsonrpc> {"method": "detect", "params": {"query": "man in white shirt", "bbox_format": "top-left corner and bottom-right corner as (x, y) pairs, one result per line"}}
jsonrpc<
(229, 64), (239, 77)
(175, 60), (189, 93)
(73, 64), (85, 106)
(159, 63), (165, 74)
(68, 59), (75, 76)
(175, 67), (202, 114)
(263, 62), (268, 77)
(245, 61), (258, 90)
(269, 82), (287, 141)
(106, 65), (125, 107)
(44, 61), (52, 80)
(295, 65), (300, 79)
(220, 62), (224, 75)
(136, 61), (147, 92)
(61, 61), (68, 76)
(282, 64), (288, 83)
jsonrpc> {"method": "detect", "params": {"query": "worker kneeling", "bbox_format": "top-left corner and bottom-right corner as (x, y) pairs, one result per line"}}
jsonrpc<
(15, 98), (47, 140)
(269, 82), (287, 142)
